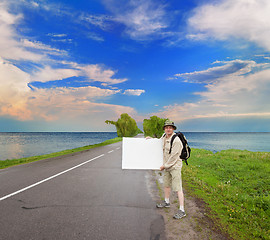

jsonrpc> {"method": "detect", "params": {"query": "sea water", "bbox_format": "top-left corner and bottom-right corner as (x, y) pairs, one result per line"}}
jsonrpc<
(184, 132), (270, 153)
(0, 132), (117, 160)
(0, 132), (269, 160)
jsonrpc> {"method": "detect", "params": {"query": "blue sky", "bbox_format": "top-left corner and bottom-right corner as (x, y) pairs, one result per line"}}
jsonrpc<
(1, 0), (270, 132)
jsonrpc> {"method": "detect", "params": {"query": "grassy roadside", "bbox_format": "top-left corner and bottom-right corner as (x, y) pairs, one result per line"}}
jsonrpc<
(182, 148), (270, 240)
(0, 137), (122, 169)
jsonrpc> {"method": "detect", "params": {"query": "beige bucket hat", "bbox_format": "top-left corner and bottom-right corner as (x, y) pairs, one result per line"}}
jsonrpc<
(163, 120), (177, 130)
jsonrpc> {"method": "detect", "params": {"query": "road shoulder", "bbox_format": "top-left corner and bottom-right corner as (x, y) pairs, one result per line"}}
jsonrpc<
(146, 171), (231, 240)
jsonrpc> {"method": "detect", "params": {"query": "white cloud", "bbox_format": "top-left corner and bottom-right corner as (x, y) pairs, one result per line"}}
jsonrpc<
(0, 58), (32, 120)
(158, 60), (270, 122)
(31, 1), (39, 8)
(0, 61), (131, 122)
(0, 2), (69, 62)
(0, 3), (42, 61)
(47, 33), (67, 38)
(173, 59), (263, 83)
(0, 56), (133, 124)
(80, 14), (113, 31)
(21, 39), (66, 55)
(86, 33), (104, 42)
(0, 2), (21, 24)
(0, 3), (128, 86)
(0, 2), (137, 128)
(123, 89), (145, 96)
(102, 0), (168, 40)
(30, 65), (80, 83)
(22, 62), (128, 86)
(78, 64), (128, 85)
(25, 86), (123, 121)
(188, 0), (270, 51)
(0, 58), (29, 90)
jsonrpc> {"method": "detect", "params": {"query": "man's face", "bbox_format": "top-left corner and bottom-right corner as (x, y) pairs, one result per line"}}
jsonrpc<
(164, 126), (174, 136)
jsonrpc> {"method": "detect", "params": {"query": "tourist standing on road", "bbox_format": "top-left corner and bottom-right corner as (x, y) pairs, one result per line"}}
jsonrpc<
(156, 120), (186, 219)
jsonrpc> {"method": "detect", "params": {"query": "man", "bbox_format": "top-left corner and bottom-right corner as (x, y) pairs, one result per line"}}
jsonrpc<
(156, 120), (186, 219)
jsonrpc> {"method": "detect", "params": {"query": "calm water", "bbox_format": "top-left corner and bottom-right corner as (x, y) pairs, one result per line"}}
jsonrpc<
(0, 132), (117, 160)
(0, 132), (269, 160)
(184, 132), (270, 153)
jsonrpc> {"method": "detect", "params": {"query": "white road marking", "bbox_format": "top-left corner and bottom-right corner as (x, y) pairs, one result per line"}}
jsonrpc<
(108, 150), (114, 153)
(116, 147), (120, 150)
(0, 154), (105, 202)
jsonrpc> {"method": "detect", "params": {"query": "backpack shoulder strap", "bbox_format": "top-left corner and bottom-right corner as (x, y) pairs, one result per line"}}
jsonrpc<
(177, 132), (187, 145)
(169, 134), (177, 154)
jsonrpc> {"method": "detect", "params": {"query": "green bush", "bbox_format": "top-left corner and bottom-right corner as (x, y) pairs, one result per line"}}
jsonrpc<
(143, 116), (168, 138)
(105, 113), (142, 137)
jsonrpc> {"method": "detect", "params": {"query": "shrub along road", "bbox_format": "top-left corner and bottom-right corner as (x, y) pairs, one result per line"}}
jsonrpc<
(0, 141), (165, 240)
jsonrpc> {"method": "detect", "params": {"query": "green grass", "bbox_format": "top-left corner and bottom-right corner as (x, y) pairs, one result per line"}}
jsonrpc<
(182, 148), (270, 240)
(0, 137), (122, 169)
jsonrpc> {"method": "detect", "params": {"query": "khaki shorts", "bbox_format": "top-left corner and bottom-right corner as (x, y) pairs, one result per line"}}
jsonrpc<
(163, 168), (183, 192)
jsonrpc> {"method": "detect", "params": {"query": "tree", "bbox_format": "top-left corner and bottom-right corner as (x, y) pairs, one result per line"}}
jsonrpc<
(143, 116), (168, 138)
(105, 113), (142, 137)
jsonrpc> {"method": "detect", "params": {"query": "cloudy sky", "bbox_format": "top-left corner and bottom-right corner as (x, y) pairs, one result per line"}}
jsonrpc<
(1, 0), (270, 132)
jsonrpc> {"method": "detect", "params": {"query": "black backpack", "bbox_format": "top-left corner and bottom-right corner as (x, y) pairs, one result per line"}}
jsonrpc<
(164, 132), (191, 165)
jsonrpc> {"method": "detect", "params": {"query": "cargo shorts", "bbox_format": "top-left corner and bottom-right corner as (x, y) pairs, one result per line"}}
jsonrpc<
(163, 168), (183, 192)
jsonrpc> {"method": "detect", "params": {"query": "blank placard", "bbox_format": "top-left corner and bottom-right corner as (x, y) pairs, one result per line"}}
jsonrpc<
(122, 137), (163, 170)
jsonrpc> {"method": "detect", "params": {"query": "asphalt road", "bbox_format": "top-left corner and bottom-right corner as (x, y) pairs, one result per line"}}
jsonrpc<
(0, 140), (165, 240)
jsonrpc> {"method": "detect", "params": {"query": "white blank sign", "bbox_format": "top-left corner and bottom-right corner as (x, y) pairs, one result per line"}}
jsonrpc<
(122, 137), (163, 170)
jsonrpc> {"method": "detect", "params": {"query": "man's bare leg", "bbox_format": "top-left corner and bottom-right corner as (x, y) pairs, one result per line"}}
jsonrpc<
(177, 190), (185, 211)
(164, 187), (171, 199)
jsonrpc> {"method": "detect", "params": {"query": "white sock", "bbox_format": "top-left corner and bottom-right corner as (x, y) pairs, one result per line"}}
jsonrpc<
(179, 206), (185, 212)
(165, 198), (170, 204)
